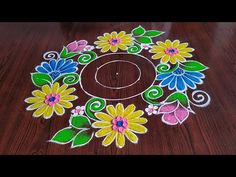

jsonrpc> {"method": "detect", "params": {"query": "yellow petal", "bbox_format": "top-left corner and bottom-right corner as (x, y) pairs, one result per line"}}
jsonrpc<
(128, 123), (147, 134)
(43, 106), (54, 119)
(57, 84), (68, 94)
(126, 110), (144, 119)
(116, 132), (125, 148)
(102, 131), (117, 146)
(120, 34), (132, 40)
(95, 42), (109, 48)
(161, 55), (170, 63)
(157, 41), (167, 48)
(60, 88), (76, 96)
(33, 104), (48, 117)
(26, 101), (44, 110)
(170, 56), (177, 64)
(150, 45), (165, 53)
(178, 43), (188, 49)
(165, 39), (172, 47)
(175, 54), (186, 62)
(25, 97), (44, 103)
(52, 82), (59, 93)
(42, 85), (51, 95)
(179, 52), (192, 58)
(116, 103), (124, 116)
(129, 117), (148, 124)
(118, 44), (128, 50)
(117, 31), (126, 38)
(103, 33), (111, 40)
(95, 112), (113, 121)
(61, 95), (78, 101)
(180, 47), (194, 53)
(172, 40), (180, 47)
(111, 31), (117, 38)
(54, 104), (65, 115)
(110, 45), (118, 52)
(106, 105), (117, 117)
(32, 90), (46, 98)
(95, 126), (113, 137)
(124, 130), (138, 144)
(152, 52), (165, 59)
(97, 36), (108, 41)
(123, 104), (136, 117)
(101, 45), (111, 53)
(92, 121), (112, 128)
(59, 100), (73, 108)
(122, 40), (133, 45)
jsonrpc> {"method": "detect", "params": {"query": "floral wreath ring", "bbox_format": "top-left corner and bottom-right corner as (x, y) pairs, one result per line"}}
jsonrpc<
(25, 25), (211, 149)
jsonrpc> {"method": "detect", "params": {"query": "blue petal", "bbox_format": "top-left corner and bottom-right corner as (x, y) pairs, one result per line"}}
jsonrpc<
(42, 62), (52, 72)
(49, 59), (57, 71)
(156, 73), (172, 81)
(60, 68), (77, 74)
(184, 73), (202, 84)
(35, 66), (48, 73)
(55, 59), (65, 70)
(169, 76), (176, 90)
(185, 71), (205, 78)
(176, 76), (186, 91)
(182, 75), (196, 89)
(160, 75), (175, 87)
(58, 59), (73, 70)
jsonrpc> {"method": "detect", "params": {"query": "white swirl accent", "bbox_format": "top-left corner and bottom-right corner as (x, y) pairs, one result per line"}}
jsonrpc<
(43, 51), (60, 60)
(190, 90), (211, 107)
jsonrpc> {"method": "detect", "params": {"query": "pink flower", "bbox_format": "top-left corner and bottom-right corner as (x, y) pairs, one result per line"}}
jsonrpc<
(66, 40), (88, 53)
(145, 105), (158, 116)
(112, 116), (128, 133)
(158, 101), (190, 125)
(141, 44), (151, 50)
(83, 45), (94, 51)
(71, 106), (85, 116)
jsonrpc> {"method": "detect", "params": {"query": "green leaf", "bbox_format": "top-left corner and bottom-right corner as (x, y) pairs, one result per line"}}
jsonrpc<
(60, 47), (78, 59)
(132, 25), (145, 36)
(31, 73), (52, 87)
(50, 127), (76, 144)
(69, 115), (91, 129)
(137, 36), (153, 44)
(181, 60), (208, 71)
(166, 92), (189, 108)
(143, 30), (164, 37)
(71, 130), (94, 148)
(127, 42), (142, 54)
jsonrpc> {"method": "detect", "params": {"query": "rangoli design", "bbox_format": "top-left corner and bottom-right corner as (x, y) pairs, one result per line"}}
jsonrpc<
(25, 25), (211, 148)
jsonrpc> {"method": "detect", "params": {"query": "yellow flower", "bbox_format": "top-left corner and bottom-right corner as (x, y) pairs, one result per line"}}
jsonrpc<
(94, 31), (134, 53)
(149, 39), (195, 64)
(92, 103), (148, 148)
(25, 82), (78, 119)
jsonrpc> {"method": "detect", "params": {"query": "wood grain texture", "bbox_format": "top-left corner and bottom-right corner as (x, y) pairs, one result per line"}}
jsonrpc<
(0, 22), (235, 155)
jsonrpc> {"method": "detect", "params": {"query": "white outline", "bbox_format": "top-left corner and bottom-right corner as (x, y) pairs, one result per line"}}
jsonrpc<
(79, 52), (156, 101)
(95, 60), (141, 90)
(43, 51), (59, 60)
(189, 90), (211, 107)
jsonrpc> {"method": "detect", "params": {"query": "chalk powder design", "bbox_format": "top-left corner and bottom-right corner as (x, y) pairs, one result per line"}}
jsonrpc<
(25, 25), (211, 148)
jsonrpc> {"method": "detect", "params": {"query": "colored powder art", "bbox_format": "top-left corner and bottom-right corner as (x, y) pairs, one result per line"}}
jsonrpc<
(25, 25), (210, 149)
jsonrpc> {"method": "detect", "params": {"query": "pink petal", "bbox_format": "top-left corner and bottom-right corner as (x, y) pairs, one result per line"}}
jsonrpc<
(122, 122), (128, 128)
(161, 112), (178, 125)
(174, 105), (189, 124)
(112, 119), (117, 124)
(77, 40), (88, 46)
(71, 110), (76, 113)
(112, 125), (118, 131)
(118, 127), (125, 133)
(158, 101), (178, 114)
(67, 41), (78, 52)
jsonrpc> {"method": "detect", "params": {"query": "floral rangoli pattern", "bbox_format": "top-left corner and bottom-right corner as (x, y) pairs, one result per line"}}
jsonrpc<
(25, 25), (211, 148)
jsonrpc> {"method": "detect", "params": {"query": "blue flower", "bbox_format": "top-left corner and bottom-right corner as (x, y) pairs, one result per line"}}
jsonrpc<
(156, 68), (205, 92)
(35, 59), (78, 80)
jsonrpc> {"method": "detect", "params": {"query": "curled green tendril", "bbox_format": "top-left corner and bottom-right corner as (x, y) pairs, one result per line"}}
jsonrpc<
(55, 73), (80, 85)
(142, 85), (163, 105)
(156, 63), (179, 74)
(127, 42), (142, 54)
(78, 51), (97, 65)
(85, 97), (106, 120)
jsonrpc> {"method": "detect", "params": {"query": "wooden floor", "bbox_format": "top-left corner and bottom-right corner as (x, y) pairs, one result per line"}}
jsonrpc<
(0, 22), (235, 155)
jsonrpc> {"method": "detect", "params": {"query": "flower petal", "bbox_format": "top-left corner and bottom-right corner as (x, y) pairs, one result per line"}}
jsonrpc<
(117, 31), (126, 38)
(95, 112), (113, 121)
(177, 43), (188, 49)
(168, 76), (177, 90)
(57, 84), (68, 94)
(60, 88), (76, 96)
(161, 55), (170, 63)
(54, 104), (65, 115)
(59, 100), (73, 108)
(176, 76), (186, 91)
(61, 95), (78, 101)
(106, 105), (117, 117)
(32, 90), (46, 98)
(92, 121), (112, 128)
(157, 41), (167, 48)
(126, 110), (144, 119)
(110, 45), (118, 53)
(165, 39), (172, 47)
(161, 112), (178, 125)
(185, 71), (205, 78)
(116, 132), (125, 148)
(111, 31), (117, 38)
(26, 101), (44, 111)
(175, 54), (186, 62)
(172, 40), (180, 47)
(158, 101), (178, 113)
(179, 47), (194, 53)
(101, 45), (111, 53)
(67, 41), (78, 52)
(156, 73), (172, 81)
(102, 131), (117, 147)
(123, 104), (136, 117)
(129, 118), (148, 124)
(43, 106), (54, 119)
(116, 103), (124, 116)
(95, 127), (113, 137)
(160, 75), (175, 87)
(42, 85), (51, 95)
(174, 105), (189, 124)
(124, 130), (138, 144)
(152, 52), (165, 59)
(128, 123), (147, 134)
(52, 82), (59, 93)
(179, 52), (192, 58)
(33, 104), (48, 117)
(182, 75), (196, 89)
(118, 44), (127, 50)
(25, 97), (44, 103)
